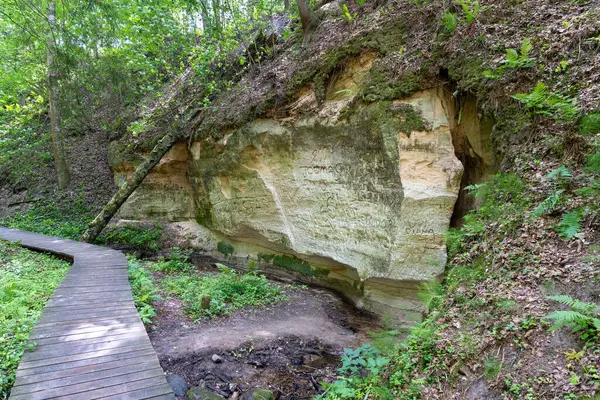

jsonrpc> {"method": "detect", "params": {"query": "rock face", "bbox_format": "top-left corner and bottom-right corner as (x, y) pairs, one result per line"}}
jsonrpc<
(111, 56), (483, 323)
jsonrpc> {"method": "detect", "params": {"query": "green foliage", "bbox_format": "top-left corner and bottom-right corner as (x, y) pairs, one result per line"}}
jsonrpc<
(456, 0), (480, 24)
(585, 142), (600, 175)
(217, 241), (235, 256)
(96, 224), (163, 251)
(483, 356), (502, 380)
(340, 4), (357, 23)
(555, 209), (584, 240)
(1, 197), (93, 240)
(0, 241), (69, 398)
(318, 344), (391, 399)
(409, 0), (429, 8)
(127, 258), (160, 324)
(544, 295), (600, 343)
(458, 174), (530, 243)
(484, 39), (535, 79)
(161, 264), (285, 320)
(258, 253), (329, 277)
(545, 165), (573, 181)
(531, 189), (564, 218)
(441, 11), (458, 33)
(0, 95), (50, 185)
(579, 113), (600, 135)
(512, 82), (579, 123)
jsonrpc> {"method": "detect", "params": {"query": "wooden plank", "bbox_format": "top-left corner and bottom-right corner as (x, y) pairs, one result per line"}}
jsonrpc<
(37, 308), (139, 324)
(18, 342), (154, 368)
(0, 227), (173, 399)
(9, 361), (160, 396)
(9, 369), (166, 400)
(22, 336), (152, 361)
(16, 349), (159, 378)
(96, 384), (176, 400)
(30, 318), (142, 339)
(34, 313), (140, 328)
(35, 328), (148, 346)
(13, 355), (159, 387)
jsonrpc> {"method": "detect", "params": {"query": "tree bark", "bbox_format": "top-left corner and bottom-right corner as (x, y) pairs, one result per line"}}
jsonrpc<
(80, 131), (182, 243)
(47, 2), (70, 190)
(297, 0), (316, 38)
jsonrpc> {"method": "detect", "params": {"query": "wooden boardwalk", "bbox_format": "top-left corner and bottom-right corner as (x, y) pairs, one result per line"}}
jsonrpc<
(0, 227), (174, 400)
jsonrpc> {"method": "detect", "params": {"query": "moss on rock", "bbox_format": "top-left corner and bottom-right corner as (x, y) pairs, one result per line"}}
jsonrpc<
(258, 253), (329, 277)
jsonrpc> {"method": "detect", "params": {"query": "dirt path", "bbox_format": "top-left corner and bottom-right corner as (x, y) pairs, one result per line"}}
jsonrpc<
(147, 279), (379, 399)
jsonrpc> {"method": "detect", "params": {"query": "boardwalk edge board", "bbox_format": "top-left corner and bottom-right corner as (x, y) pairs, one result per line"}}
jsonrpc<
(0, 227), (175, 400)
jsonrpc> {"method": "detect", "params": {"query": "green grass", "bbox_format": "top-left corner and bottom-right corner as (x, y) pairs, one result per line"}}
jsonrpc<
(1, 198), (93, 240)
(1, 200), (163, 251)
(128, 258), (160, 324)
(159, 263), (286, 320)
(0, 240), (70, 399)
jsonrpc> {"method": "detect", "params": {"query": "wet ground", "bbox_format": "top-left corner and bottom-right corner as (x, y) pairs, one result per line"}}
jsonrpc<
(145, 257), (379, 399)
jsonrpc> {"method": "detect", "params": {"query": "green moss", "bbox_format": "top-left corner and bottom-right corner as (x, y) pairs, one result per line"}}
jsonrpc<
(258, 253), (329, 277)
(217, 241), (235, 255)
(96, 224), (163, 251)
(361, 67), (421, 102)
(447, 55), (486, 93)
(285, 21), (406, 102)
(580, 112), (600, 135)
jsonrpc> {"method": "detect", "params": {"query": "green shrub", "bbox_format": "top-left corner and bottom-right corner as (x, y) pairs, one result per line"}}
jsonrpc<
(512, 82), (579, 123)
(0, 241), (70, 397)
(579, 112), (600, 135)
(96, 224), (163, 251)
(544, 295), (600, 344)
(161, 264), (285, 320)
(555, 209), (584, 240)
(441, 11), (457, 33)
(1, 198), (93, 240)
(483, 356), (502, 380)
(484, 38), (535, 79)
(217, 241), (234, 255)
(532, 189), (564, 218)
(456, 0), (480, 24)
(127, 258), (160, 324)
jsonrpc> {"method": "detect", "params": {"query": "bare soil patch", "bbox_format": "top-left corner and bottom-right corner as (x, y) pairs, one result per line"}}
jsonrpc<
(146, 259), (379, 399)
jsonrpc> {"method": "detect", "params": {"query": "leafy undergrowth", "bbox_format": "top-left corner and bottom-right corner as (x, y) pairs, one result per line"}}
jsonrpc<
(321, 164), (600, 399)
(1, 199), (162, 252)
(0, 240), (70, 399)
(127, 255), (286, 323)
(128, 258), (161, 324)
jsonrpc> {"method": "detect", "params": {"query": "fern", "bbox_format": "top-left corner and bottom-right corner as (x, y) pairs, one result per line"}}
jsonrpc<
(545, 310), (590, 331)
(545, 165), (572, 180)
(456, 0), (480, 23)
(556, 209), (584, 240)
(586, 144), (600, 174)
(513, 82), (579, 123)
(548, 295), (597, 314)
(532, 189), (563, 217)
(485, 39), (535, 79)
(544, 295), (600, 343)
(520, 38), (533, 58)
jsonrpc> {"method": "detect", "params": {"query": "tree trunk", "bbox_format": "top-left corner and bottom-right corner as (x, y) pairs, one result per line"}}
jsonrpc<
(211, 0), (222, 39)
(297, 0), (316, 38)
(80, 131), (182, 243)
(47, 2), (70, 190)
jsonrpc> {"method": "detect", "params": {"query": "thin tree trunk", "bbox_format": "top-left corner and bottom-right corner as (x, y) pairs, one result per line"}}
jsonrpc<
(47, 2), (70, 190)
(211, 0), (222, 39)
(297, 0), (316, 38)
(80, 131), (182, 243)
